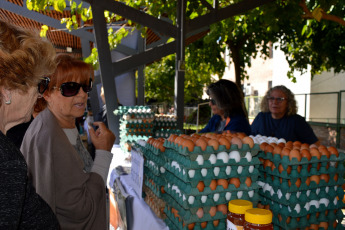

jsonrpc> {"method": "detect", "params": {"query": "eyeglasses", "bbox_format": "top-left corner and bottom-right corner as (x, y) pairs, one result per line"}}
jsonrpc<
(56, 79), (93, 97)
(267, 97), (286, 103)
(37, 77), (50, 94)
(210, 98), (216, 105)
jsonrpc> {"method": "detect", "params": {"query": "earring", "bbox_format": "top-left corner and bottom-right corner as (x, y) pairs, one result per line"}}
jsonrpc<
(5, 94), (11, 105)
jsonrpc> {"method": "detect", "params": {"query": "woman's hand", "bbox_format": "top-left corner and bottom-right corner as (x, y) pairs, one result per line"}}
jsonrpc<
(89, 122), (116, 152)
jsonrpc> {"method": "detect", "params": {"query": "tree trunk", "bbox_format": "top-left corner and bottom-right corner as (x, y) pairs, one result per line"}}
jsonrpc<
(228, 42), (242, 89)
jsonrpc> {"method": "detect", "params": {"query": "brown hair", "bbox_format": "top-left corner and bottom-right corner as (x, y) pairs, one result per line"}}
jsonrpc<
(261, 85), (297, 116)
(35, 54), (94, 112)
(206, 79), (248, 119)
(0, 19), (56, 107)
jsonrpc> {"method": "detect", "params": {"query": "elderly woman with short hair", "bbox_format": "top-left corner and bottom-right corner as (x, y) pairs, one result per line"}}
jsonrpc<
(251, 85), (320, 145)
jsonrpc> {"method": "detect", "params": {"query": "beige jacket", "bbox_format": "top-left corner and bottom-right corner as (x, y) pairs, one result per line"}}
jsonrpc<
(21, 108), (106, 230)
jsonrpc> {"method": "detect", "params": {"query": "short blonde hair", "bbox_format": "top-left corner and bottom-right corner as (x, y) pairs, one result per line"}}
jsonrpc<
(0, 20), (56, 107)
(261, 85), (297, 116)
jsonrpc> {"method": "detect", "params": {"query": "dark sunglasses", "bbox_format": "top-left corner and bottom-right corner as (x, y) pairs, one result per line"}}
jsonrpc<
(37, 77), (50, 94)
(57, 79), (93, 97)
(210, 98), (216, 105)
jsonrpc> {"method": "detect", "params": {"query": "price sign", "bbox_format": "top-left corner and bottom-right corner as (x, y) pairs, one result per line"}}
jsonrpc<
(130, 146), (144, 198)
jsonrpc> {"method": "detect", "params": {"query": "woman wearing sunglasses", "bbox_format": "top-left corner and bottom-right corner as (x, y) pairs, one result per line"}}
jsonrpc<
(251, 85), (320, 145)
(0, 20), (59, 228)
(199, 79), (251, 135)
(21, 54), (116, 229)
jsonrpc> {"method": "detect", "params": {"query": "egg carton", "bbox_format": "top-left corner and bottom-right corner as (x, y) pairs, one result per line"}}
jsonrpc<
(260, 195), (345, 218)
(119, 128), (154, 136)
(164, 140), (260, 157)
(164, 170), (259, 196)
(164, 148), (261, 171)
(153, 128), (182, 139)
(259, 160), (345, 179)
(165, 183), (259, 209)
(165, 159), (260, 183)
(143, 185), (167, 219)
(258, 151), (345, 171)
(258, 172), (345, 193)
(271, 208), (343, 230)
(258, 183), (344, 206)
(120, 121), (154, 129)
(114, 105), (153, 114)
(144, 148), (166, 167)
(164, 207), (226, 230)
(144, 161), (163, 177)
(144, 169), (166, 198)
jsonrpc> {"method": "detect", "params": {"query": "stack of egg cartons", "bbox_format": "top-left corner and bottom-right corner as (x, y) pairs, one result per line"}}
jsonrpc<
(254, 134), (345, 229)
(114, 106), (155, 153)
(153, 114), (181, 139)
(162, 132), (261, 230)
(137, 137), (168, 219)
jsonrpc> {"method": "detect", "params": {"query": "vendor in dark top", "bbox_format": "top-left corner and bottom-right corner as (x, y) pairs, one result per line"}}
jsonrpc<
(199, 79), (251, 135)
(251, 85), (320, 145)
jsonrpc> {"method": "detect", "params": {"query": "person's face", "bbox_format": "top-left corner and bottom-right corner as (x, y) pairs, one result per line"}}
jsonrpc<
(44, 79), (89, 127)
(268, 89), (288, 119)
(9, 87), (38, 124)
(209, 98), (224, 117)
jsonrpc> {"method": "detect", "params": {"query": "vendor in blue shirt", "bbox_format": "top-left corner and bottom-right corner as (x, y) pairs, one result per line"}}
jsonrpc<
(199, 79), (251, 135)
(251, 85), (320, 145)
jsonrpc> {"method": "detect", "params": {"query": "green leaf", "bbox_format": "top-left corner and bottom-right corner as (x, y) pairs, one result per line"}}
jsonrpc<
(54, 0), (66, 13)
(40, 25), (48, 37)
(301, 24), (307, 36)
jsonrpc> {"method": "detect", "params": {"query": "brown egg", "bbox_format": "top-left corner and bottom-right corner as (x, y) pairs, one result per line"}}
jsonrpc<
(158, 142), (166, 152)
(288, 178), (301, 187)
(196, 207), (204, 218)
(195, 138), (207, 151)
(218, 137), (231, 149)
(318, 222), (328, 229)
(200, 221), (207, 229)
(174, 136), (184, 146)
(300, 143), (310, 150)
(281, 147), (291, 158)
(209, 179), (217, 190)
(213, 219), (219, 227)
(301, 149), (312, 161)
(209, 206), (217, 217)
(320, 174), (330, 183)
(231, 137), (243, 149)
(187, 223), (195, 230)
(242, 136), (254, 148)
(310, 147), (321, 160)
(257, 203), (265, 209)
(182, 139), (195, 152)
(208, 139), (220, 151)
(217, 179), (229, 189)
(216, 204), (228, 215)
(334, 174), (339, 182)
(171, 207), (179, 217)
(319, 148), (330, 158)
(245, 177), (252, 187)
(263, 159), (273, 169)
(305, 177), (311, 186)
(160, 186), (165, 194)
(309, 224), (318, 230)
(229, 178), (241, 188)
(328, 146), (339, 157)
(289, 149), (301, 161)
(293, 141), (302, 148)
(260, 142), (269, 151)
(273, 145), (283, 156)
(197, 181), (205, 192)
(278, 164), (292, 174)
(264, 144), (274, 154)
(264, 204), (270, 210)
(310, 175), (320, 185)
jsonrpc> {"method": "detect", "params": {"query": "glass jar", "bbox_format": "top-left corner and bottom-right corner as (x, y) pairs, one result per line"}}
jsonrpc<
(227, 199), (253, 230)
(244, 208), (273, 230)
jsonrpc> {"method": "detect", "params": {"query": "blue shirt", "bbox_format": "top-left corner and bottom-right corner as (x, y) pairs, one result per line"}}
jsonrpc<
(200, 114), (251, 135)
(251, 112), (318, 144)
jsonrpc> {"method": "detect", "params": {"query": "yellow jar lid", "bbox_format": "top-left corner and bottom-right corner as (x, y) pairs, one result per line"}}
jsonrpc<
(228, 199), (253, 214)
(245, 208), (272, 225)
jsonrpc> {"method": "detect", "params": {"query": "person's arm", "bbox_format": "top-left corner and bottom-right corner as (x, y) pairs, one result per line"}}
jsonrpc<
(250, 112), (263, 135)
(295, 115), (319, 145)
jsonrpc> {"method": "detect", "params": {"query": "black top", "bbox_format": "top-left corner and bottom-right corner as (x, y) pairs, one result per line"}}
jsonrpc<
(7, 117), (33, 149)
(0, 131), (60, 229)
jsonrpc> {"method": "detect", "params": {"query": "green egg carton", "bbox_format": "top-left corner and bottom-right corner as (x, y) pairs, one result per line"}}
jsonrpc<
(144, 161), (161, 176)
(165, 183), (260, 209)
(164, 207), (226, 230)
(144, 149), (166, 167)
(260, 195), (345, 218)
(165, 159), (260, 182)
(164, 170), (259, 196)
(144, 170), (166, 198)
(272, 208), (343, 230)
(145, 142), (167, 155)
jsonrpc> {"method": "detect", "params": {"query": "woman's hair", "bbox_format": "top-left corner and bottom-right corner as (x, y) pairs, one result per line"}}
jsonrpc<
(206, 79), (248, 119)
(261, 85), (297, 116)
(35, 54), (94, 112)
(0, 20), (56, 107)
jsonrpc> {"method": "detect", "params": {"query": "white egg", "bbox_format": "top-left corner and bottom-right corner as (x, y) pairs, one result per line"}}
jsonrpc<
(229, 151), (241, 163)
(319, 198), (329, 207)
(294, 204), (301, 213)
(334, 186), (338, 191)
(182, 194), (186, 201)
(213, 193), (220, 202)
(263, 183), (271, 193)
(188, 169), (195, 178)
(306, 190), (311, 197)
(248, 165), (254, 173)
(316, 188), (320, 195)
(225, 166), (231, 175)
(256, 134), (262, 138)
(201, 168), (207, 177)
(277, 189), (283, 199)
(330, 161), (337, 167)
(213, 167), (220, 176)
(208, 154), (217, 164)
(168, 183), (171, 188)
(201, 195), (207, 203)
(217, 152), (229, 163)
(188, 196), (195, 204)
(270, 187), (274, 196)
(285, 192), (291, 200)
(182, 169), (186, 175)
(277, 138), (286, 143)
(325, 186), (329, 193)
(196, 155), (204, 165)
(237, 166), (243, 174)
(333, 197), (338, 205)
(237, 191), (243, 199)
(248, 190), (254, 198)
(249, 135), (255, 138)
(225, 192), (231, 200)
(244, 152), (252, 162)
(296, 191), (301, 198)
(304, 202), (310, 211)
(310, 200), (319, 208)
(257, 181), (265, 188)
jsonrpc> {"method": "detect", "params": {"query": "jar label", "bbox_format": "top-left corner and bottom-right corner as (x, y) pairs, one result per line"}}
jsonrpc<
(227, 219), (243, 230)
